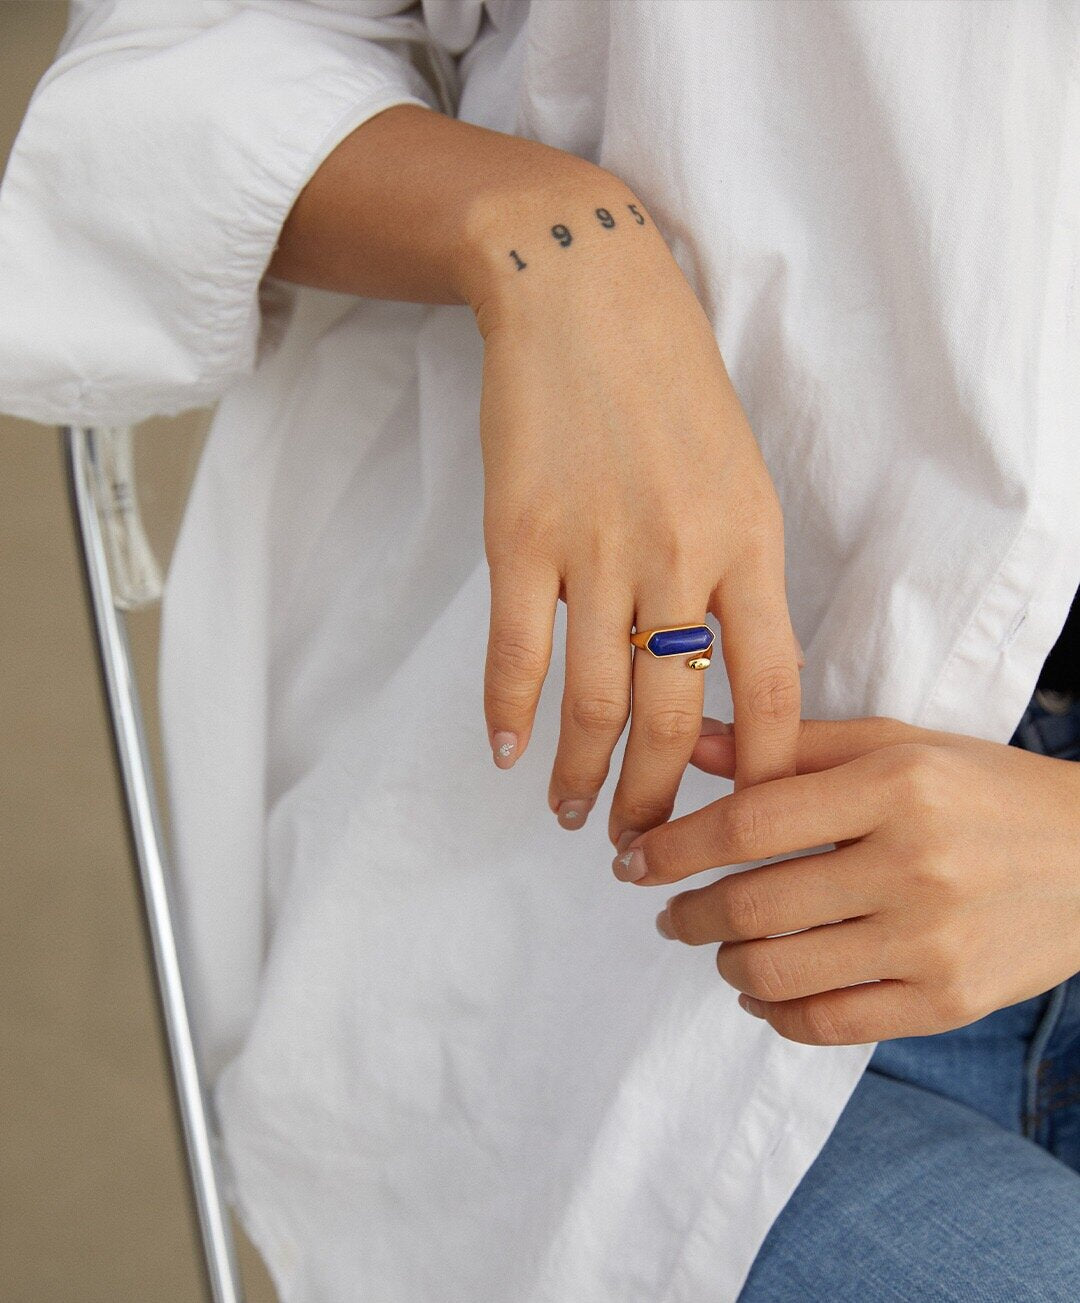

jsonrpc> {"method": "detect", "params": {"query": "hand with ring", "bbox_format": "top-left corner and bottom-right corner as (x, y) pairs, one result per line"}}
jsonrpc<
(472, 168), (803, 846)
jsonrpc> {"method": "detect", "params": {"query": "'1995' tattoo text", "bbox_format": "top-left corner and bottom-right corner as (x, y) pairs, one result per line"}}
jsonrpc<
(508, 202), (648, 272)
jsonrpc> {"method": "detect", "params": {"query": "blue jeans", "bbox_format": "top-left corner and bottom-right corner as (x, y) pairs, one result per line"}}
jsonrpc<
(739, 692), (1080, 1301)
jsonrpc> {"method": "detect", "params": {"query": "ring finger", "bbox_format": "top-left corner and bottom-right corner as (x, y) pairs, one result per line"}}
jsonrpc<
(608, 581), (715, 846)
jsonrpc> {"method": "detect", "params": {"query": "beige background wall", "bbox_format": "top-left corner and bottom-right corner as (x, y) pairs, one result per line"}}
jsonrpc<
(1, 5), (277, 1299)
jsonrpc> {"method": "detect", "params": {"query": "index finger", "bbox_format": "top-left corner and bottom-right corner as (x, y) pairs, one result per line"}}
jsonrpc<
(714, 540), (801, 790)
(611, 750), (890, 886)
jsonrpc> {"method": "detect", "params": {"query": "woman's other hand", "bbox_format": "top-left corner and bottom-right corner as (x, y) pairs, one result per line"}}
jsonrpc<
(613, 714), (1080, 1045)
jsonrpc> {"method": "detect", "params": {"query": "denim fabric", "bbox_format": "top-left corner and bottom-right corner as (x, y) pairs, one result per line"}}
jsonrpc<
(1010, 691), (1080, 763)
(739, 692), (1080, 1300)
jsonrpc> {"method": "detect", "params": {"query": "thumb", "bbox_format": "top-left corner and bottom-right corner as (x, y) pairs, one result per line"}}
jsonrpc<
(691, 713), (939, 777)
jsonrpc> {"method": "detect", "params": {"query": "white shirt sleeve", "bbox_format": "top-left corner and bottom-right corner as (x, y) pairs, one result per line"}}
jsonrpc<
(0, 0), (471, 427)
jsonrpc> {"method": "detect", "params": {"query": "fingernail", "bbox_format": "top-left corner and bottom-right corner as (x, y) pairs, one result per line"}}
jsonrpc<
(795, 635), (806, 669)
(655, 907), (676, 940)
(612, 843), (647, 883)
(492, 731), (518, 770)
(615, 828), (643, 853)
(556, 798), (592, 829)
(738, 993), (766, 1019)
(699, 718), (734, 737)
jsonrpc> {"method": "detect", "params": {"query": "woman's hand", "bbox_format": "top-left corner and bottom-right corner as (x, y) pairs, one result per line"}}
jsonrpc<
(611, 714), (1080, 1045)
(266, 104), (798, 839)
(465, 170), (801, 846)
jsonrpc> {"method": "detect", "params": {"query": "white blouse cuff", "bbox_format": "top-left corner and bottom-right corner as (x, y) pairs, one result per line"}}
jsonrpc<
(0, 8), (440, 427)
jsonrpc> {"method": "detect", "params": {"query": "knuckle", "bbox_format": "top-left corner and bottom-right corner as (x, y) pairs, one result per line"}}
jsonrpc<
(641, 705), (702, 754)
(488, 633), (549, 687)
(865, 714), (910, 741)
(717, 793), (772, 861)
(744, 663), (800, 727)
(570, 694), (629, 738)
(488, 500), (558, 561)
(717, 875), (766, 940)
(907, 846), (963, 903)
(795, 1002), (849, 1046)
(931, 980), (981, 1029)
(740, 944), (790, 1002)
(553, 764), (605, 797)
(885, 743), (954, 815)
(647, 527), (697, 573)
(731, 498), (784, 561)
(905, 843), (942, 886)
(916, 922), (953, 972)
(919, 927), (968, 991)
(617, 795), (676, 834)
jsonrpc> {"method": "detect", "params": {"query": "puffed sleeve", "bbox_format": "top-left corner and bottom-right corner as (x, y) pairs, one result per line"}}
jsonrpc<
(0, 0), (488, 427)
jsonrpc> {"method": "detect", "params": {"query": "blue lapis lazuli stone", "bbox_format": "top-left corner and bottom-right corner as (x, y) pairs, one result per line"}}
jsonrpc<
(647, 625), (713, 656)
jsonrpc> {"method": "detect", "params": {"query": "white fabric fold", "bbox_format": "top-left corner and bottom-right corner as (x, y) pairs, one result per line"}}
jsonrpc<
(0, 1), (443, 426)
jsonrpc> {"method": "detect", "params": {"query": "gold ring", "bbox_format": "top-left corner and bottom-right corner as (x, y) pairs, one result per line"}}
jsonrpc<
(629, 622), (714, 670)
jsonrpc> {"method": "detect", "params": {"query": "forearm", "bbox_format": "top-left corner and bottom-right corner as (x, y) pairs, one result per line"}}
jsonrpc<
(265, 103), (674, 327)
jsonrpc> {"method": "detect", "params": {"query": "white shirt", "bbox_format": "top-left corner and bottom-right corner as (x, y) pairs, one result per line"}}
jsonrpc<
(2, 2), (1078, 1299)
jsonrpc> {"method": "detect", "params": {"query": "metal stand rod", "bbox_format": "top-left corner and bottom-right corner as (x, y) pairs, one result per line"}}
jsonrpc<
(61, 426), (246, 1303)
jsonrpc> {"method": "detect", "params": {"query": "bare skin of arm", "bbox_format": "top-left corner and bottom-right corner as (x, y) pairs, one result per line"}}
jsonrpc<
(265, 103), (803, 847)
(268, 103), (602, 307)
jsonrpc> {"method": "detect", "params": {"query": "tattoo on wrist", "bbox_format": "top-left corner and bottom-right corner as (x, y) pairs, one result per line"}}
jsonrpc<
(506, 202), (648, 272)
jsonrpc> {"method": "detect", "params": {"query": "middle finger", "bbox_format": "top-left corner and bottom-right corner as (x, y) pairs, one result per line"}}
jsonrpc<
(659, 843), (878, 946)
(548, 570), (634, 829)
(714, 916), (892, 1004)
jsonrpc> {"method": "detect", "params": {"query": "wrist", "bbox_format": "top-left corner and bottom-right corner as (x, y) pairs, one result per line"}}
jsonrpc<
(454, 158), (674, 334)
